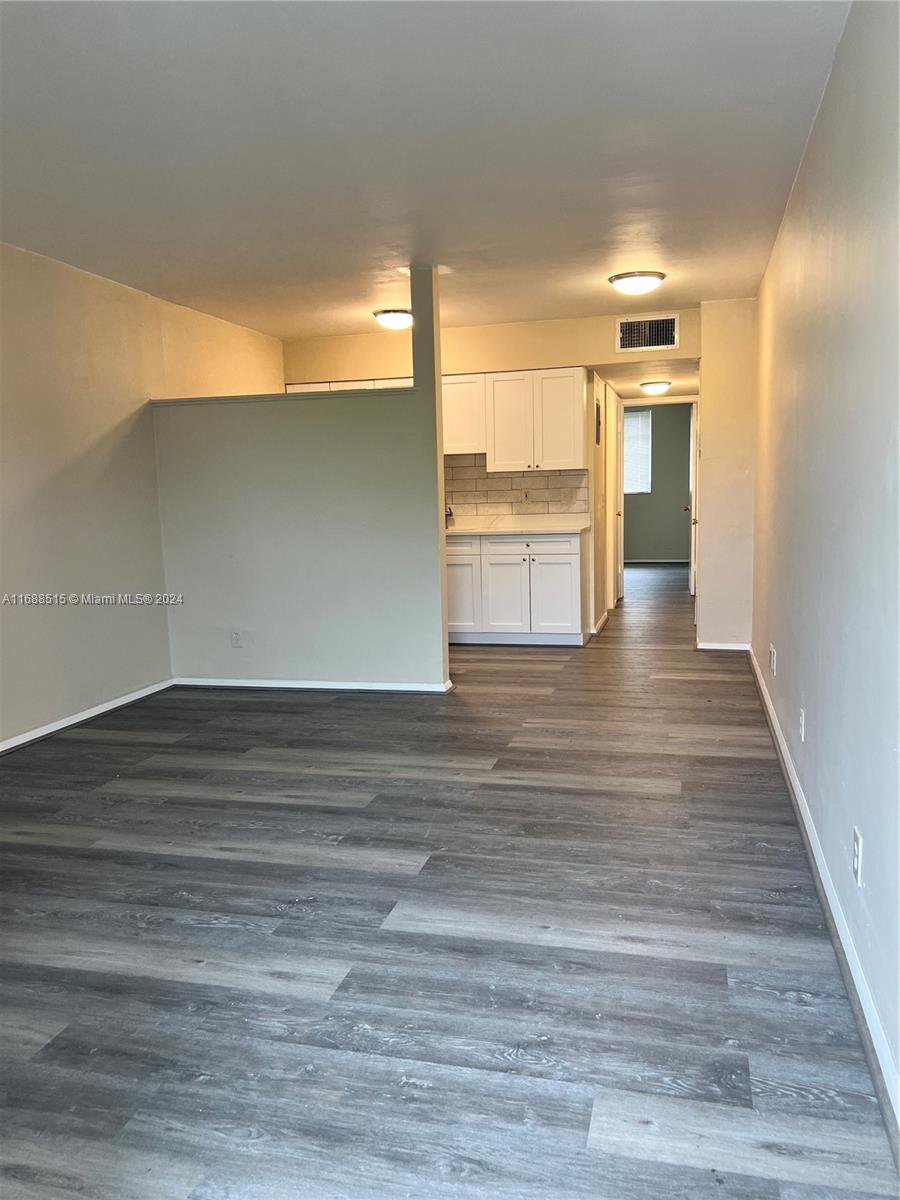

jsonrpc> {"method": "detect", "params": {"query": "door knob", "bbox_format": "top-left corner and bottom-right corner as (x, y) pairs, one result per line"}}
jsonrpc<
(616, 510), (622, 517)
(692, 518), (699, 525)
(683, 505), (691, 512)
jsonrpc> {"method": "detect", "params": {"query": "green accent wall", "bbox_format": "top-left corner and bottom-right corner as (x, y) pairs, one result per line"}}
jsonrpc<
(624, 403), (692, 561)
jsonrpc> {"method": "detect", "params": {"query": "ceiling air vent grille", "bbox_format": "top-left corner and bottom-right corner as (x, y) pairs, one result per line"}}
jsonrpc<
(616, 314), (679, 352)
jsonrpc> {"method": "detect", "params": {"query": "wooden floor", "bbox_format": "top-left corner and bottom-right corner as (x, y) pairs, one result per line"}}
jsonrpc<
(1, 565), (896, 1199)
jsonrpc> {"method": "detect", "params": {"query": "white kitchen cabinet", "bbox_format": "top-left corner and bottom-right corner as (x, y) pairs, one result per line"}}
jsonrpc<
(442, 374), (486, 454)
(533, 368), (586, 471)
(446, 553), (483, 633)
(485, 368), (586, 473)
(485, 372), (534, 472)
(528, 553), (581, 634)
(481, 553), (531, 633)
(329, 380), (374, 391)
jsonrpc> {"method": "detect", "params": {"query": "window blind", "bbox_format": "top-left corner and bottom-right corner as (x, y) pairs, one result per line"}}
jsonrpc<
(624, 409), (652, 494)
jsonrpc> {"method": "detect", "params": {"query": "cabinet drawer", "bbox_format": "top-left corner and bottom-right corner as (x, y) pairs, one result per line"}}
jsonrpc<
(446, 535), (482, 555)
(481, 534), (580, 556)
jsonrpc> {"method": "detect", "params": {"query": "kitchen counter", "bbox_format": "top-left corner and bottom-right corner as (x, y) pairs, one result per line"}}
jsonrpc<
(446, 514), (591, 536)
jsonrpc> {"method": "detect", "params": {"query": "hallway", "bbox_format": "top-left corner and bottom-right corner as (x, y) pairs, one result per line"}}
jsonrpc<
(1, 566), (895, 1198)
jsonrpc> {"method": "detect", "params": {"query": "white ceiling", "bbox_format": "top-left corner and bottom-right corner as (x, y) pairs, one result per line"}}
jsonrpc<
(596, 358), (700, 401)
(0, 2), (847, 338)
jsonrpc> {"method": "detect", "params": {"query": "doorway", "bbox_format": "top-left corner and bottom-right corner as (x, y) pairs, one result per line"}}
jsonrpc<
(620, 399), (697, 602)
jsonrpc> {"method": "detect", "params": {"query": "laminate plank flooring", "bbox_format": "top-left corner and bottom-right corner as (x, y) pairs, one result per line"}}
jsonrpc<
(1, 565), (895, 1198)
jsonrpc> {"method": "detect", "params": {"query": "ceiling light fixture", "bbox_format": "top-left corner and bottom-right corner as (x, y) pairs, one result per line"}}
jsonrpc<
(640, 380), (672, 396)
(373, 309), (413, 330)
(608, 271), (666, 296)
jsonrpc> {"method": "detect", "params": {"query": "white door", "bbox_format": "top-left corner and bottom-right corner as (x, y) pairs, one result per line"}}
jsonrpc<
(446, 554), (483, 633)
(485, 372), (534, 472)
(532, 368), (587, 471)
(481, 553), (531, 633)
(529, 553), (580, 634)
(442, 375), (486, 454)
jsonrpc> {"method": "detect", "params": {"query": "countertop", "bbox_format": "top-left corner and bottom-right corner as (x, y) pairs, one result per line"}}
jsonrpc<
(446, 515), (591, 536)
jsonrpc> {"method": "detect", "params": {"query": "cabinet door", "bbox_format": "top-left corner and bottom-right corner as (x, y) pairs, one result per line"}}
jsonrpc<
(446, 554), (483, 633)
(442, 375), (486, 454)
(529, 553), (580, 634)
(485, 372), (534, 472)
(481, 554), (531, 633)
(532, 368), (587, 471)
(329, 380), (374, 391)
(373, 377), (414, 389)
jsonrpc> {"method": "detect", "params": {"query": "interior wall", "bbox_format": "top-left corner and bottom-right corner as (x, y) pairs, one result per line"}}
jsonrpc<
(0, 243), (284, 746)
(754, 0), (898, 1115)
(624, 403), (692, 562)
(153, 391), (448, 690)
(283, 308), (701, 382)
(696, 298), (757, 647)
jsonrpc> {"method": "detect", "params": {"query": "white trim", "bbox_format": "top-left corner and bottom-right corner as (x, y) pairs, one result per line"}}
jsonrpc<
(0, 679), (173, 755)
(750, 649), (899, 1126)
(594, 612), (609, 635)
(449, 632), (588, 646)
(171, 676), (453, 693)
(696, 641), (751, 651)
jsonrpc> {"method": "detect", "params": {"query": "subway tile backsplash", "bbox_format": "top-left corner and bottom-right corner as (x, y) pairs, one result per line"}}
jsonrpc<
(444, 454), (588, 516)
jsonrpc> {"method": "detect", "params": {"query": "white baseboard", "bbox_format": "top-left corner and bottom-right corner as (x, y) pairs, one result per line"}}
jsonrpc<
(448, 632), (588, 646)
(749, 649), (899, 1129)
(172, 676), (453, 693)
(594, 612), (609, 634)
(0, 679), (173, 755)
(696, 641), (752, 651)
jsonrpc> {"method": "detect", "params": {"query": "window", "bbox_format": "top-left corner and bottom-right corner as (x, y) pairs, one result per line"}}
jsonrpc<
(623, 408), (652, 493)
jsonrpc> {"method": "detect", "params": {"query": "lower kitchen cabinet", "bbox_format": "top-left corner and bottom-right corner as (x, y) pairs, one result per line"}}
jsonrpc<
(481, 553), (531, 633)
(446, 532), (589, 645)
(528, 553), (580, 634)
(446, 553), (483, 633)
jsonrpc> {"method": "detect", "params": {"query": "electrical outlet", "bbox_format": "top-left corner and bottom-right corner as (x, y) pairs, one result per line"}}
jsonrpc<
(769, 644), (777, 676)
(799, 708), (806, 743)
(852, 827), (863, 886)
(230, 630), (243, 648)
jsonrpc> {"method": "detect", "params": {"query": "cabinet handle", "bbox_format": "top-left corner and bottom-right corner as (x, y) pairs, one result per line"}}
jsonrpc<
(522, 557), (527, 562)
(531, 557), (536, 562)
(527, 465), (531, 470)
(535, 464), (540, 469)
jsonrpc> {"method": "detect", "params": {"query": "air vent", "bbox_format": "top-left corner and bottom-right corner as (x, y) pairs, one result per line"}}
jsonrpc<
(616, 314), (679, 353)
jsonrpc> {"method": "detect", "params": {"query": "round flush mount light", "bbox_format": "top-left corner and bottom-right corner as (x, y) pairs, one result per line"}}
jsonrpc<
(373, 309), (413, 330)
(608, 270), (666, 296)
(640, 380), (672, 396)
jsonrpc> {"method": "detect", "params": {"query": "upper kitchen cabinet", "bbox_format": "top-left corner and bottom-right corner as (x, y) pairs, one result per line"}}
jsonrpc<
(485, 367), (587, 473)
(533, 368), (587, 471)
(442, 374), (486, 454)
(485, 371), (535, 471)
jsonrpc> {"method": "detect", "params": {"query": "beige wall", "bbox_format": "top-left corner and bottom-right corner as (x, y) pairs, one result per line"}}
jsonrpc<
(0, 244), (284, 746)
(696, 298), (757, 647)
(283, 308), (700, 383)
(754, 2), (898, 1113)
(154, 391), (449, 689)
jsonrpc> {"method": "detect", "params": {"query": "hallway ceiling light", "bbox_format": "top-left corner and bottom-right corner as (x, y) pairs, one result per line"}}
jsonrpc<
(373, 309), (413, 330)
(608, 271), (666, 296)
(640, 380), (672, 396)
